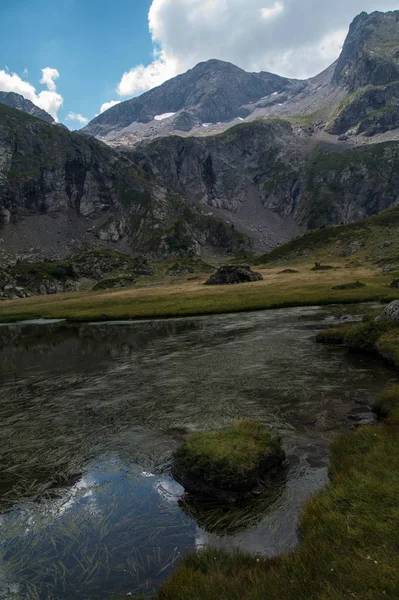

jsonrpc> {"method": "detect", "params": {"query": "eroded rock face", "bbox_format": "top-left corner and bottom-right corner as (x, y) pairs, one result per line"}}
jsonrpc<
(379, 300), (399, 322)
(0, 105), (250, 259)
(205, 265), (263, 285)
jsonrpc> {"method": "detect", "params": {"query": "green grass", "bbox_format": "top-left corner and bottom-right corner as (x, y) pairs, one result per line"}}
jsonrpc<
(0, 272), (397, 323)
(173, 421), (282, 491)
(374, 384), (399, 423)
(156, 421), (399, 600)
(259, 204), (399, 265)
(316, 317), (399, 366)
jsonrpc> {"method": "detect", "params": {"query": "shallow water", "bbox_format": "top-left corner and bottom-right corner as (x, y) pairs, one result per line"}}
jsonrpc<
(0, 306), (396, 599)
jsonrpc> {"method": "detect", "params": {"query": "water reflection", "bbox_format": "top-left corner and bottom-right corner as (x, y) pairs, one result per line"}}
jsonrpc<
(0, 307), (396, 598)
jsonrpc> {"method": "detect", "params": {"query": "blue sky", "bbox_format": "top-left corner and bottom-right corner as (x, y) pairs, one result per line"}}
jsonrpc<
(0, 0), (153, 126)
(0, 0), (397, 129)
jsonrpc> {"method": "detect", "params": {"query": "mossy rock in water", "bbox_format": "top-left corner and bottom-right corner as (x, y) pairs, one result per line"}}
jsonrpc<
(172, 420), (285, 502)
(205, 266), (263, 286)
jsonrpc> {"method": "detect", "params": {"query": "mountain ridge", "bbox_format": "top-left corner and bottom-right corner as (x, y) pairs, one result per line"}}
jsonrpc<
(0, 91), (55, 124)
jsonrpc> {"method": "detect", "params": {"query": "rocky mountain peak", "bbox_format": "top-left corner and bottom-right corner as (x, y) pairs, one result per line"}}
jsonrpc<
(82, 58), (299, 138)
(0, 91), (55, 124)
(333, 10), (399, 90)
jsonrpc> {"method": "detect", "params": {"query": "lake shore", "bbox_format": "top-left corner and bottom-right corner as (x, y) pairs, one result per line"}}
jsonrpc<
(0, 264), (397, 323)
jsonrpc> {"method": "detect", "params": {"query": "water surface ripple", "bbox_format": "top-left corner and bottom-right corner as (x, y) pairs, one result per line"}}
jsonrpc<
(0, 307), (395, 599)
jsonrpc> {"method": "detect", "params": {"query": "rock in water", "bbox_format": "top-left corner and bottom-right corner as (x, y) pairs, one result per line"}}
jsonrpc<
(172, 421), (285, 502)
(205, 265), (263, 285)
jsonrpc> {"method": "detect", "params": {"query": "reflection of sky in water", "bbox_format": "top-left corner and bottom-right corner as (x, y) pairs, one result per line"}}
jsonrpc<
(0, 306), (397, 599)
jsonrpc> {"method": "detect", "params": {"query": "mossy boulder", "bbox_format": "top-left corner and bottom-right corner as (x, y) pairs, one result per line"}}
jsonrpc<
(172, 420), (285, 502)
(205, 265), (263, 286)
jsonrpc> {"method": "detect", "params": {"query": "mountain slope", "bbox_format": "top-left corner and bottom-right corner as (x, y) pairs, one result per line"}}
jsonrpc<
(83, 59), (305, 138)
(0, 104), (249, 262)
(0, 91), (55, 124)
(130, 119), (399, 241)
(333, 10), (399, 90)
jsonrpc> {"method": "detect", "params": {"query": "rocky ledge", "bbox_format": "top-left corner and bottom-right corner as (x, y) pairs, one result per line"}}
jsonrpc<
(205, 265), (263, 286)
(172, 420), (286, 502)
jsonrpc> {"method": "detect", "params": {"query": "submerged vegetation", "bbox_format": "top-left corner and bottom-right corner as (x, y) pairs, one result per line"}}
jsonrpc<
(154, 316), (399, 600)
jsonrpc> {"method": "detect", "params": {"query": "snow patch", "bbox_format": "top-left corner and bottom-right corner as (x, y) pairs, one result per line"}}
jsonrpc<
(237, 117), (244, 121)
(154, 112), (176, 121)
(202, 123), (212, 128)
(272, 92), (279, 96)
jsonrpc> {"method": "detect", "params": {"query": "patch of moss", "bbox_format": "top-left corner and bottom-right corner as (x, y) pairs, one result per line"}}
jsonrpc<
(332, 281), (366, 290)
(173, 421), (283, 491)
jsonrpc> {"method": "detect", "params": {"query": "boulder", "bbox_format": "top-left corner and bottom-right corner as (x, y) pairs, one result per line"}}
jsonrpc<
(378, 300), (399, 322)
(205, 265), (263, 285)
(339, 241), (361, 257)
(390, 279), (399, 289)
(172, 420), (285, 502)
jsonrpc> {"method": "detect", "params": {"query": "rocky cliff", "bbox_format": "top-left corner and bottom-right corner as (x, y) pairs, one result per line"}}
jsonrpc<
(0, 91), (55, 124)
(0, 104), (249, 262)
(131, 119), (399, 233)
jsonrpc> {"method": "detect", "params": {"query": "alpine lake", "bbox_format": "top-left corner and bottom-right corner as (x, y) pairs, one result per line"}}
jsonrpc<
(0, 305), (396, 599)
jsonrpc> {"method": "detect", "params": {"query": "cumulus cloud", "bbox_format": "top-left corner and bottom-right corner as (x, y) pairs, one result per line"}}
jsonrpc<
(99, 100), (121, 114)
(117, 0), (399, 96)
(66, 112), (89, 124)
(0, 67), (63, 120)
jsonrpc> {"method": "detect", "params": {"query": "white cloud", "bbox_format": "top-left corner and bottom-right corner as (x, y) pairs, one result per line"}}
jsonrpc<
(40, 67), (59, 92)
(99, 100), (121, 114)
(116, 0), (399, 96)
(66, 112), (89, 124)
(260, 1), (284, 21)
(0, 67), (63, 121)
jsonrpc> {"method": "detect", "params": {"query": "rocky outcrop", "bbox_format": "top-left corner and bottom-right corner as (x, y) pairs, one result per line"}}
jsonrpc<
(0, 104), (250, 259)
(132, 119), (303, 224)
(0, 91), (55, 124)
(327, 82), (399, 136)
(205, 265), (263, 285)
(132, 120), (399, 232)
(333, 11), (399, 91)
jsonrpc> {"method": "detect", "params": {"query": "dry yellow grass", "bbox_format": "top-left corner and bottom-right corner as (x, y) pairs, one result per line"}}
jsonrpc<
(0, 263), (396, 323)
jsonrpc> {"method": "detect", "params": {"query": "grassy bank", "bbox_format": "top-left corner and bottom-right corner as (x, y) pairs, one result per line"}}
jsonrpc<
(0, 265), (397, 323)
(155, 389), (399, 600)
(316, 317), (399, 368)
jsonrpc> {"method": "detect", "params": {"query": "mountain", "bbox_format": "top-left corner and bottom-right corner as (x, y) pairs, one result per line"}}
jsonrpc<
(0, 91), (55, 124)
(333, 10), (399, 90)
(83, 59), (305, 139)
(2, 10), (399, 263)
(0, 104), (249, 263)
(130, 119), (399, 245)
(83, 10), (399, 148)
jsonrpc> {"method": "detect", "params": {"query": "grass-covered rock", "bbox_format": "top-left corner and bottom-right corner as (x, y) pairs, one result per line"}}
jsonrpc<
(172, 420), (285, 502)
